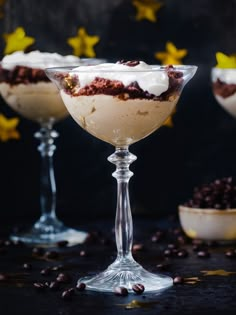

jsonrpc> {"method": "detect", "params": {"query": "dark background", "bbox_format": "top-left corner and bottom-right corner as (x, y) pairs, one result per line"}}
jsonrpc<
(0, 0), (236, 225)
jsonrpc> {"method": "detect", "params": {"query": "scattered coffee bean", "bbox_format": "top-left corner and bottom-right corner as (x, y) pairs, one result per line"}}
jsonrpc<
(173, 276), (184, 284)
(197, 250), (210, 258)
(80, 250), (87, 257)
(0, 274), (8, 281)
(76, 282), (86, 291)
(4, 240), (13, 247)
(49, 281), (61, 291)
(114, 286), (128, 296)
(156, 263), (170, 271)
(56, 273), (71, 283)
(61, 289), (74, 300)
(44, 251), (59, 260)
(33, 282), (46, 291)
(225, 249), (236, 258)
(32, 247), (45, 256)
(132, 283), (145, 294)
(163, 249), (173, 257)
(22, 263), (32, 271)
(57, 240), (69, 248)
(40, 268), (52, 276)
(51, 264), (65, 271)
(151, 235), (161, 243)
(177, 249), (189, 258)
(167, 243), (178, 250)
(132, 243), (144, 252)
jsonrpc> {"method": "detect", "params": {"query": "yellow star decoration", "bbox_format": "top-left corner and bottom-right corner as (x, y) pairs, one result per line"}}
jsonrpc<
(201, 269), (236, 276)
(0, 114), (20, 142)
(215, 52), (236, 68)
(0, 0), (6, 19)
(67, 27), (100, 58)
(132, 0), (163, 23)
(3, 27), (35, 55)
(155, 41), (188, 65)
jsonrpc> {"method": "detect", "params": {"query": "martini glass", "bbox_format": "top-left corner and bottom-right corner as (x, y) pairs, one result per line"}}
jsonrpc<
(211, 67), (236, 118)
(0, 57), (105, 245)
(46, 62), (197, 292)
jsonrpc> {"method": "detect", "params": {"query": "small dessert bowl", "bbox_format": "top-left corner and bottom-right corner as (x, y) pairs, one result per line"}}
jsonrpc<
(178, 205), (236, 242)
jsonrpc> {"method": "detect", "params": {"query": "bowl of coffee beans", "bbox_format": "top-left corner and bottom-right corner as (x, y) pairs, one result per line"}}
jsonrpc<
(178, 177), (236, 241)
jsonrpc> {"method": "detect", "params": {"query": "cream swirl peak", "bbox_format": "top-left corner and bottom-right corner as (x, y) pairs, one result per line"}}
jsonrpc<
(1, 50), (80, 70)
(71, 61), (169, 97)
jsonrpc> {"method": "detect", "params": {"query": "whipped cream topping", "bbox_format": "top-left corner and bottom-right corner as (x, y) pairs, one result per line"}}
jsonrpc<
(1, 50), (80, 70)
(212, 68), (236, 84)
(72, 61), (169, 97)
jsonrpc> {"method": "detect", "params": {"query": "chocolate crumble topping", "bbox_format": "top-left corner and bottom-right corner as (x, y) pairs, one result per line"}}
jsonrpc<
(59, 64), (184, 101)
(0, 65), (50, 85)
(213, 78), (236, 98)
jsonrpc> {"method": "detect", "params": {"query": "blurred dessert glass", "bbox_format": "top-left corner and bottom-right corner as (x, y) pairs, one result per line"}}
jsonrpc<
(0, 50), (105, 245)
(212, 52), (236, 118)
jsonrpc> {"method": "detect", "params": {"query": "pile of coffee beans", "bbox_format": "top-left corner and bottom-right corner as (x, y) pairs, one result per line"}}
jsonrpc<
(183, 177), (236, 209)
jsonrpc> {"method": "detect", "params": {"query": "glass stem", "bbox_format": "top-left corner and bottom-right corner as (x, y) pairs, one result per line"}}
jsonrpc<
(34, 121), (59, 224)
(108, 146), (137, 265)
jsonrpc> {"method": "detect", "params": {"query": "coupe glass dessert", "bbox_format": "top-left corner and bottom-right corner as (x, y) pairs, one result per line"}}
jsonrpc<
(46, 61), (197, 293)
(212, 68), (236, 118)
(211, 52), (236, 118)
(0, 50), (105, 245)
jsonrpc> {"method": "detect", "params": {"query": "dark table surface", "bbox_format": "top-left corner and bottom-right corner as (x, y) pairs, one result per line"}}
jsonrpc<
(0, 217), (236, 315)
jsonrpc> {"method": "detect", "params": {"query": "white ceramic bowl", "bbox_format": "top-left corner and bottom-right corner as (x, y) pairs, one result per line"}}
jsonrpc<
(178, 205), (236, 241)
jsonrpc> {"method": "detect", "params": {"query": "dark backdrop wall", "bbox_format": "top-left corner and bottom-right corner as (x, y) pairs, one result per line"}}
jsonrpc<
(0, 0), (236, 225)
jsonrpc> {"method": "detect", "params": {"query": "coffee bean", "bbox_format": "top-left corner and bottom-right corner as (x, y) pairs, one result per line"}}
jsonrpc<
(56, 273), (71, 283)
(33, 282), (46, 290)
(0, 274), (8, 281)
(132, 244), (144, 252)
(49, 281), (60, 291)
(44, 251), (59, 259)
(114, 286), (128, 296)
(61, 289), (74, 300)
(167, 243), (178, 250)
(163, 249), (173, 257)
(32, 247), (45, 256)
(156, 263), (170, 271)
(40, 268), (52, 276)
(225, 250), (236, 258)
(177, 249), (189, 258)
(197, 250), (210, 258)
(76, 282), (86, 291)
(80, 250), (87, 257)
(151, 235), (161, 243)
(57, 240), (69, 248)
(22, 263), (32, 270)
(173, 276), (184, 284)
(51, 264), (65, 271)
(132, 283), (145, 294)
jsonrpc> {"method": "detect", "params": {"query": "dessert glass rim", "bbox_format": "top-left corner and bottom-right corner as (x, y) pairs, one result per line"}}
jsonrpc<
(45, 64), (198, 73)
(0, 58), (107, 69)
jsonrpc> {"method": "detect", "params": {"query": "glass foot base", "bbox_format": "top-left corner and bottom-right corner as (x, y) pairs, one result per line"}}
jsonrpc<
(10, 221), (88, 246)
(78, 262), (173, 293)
